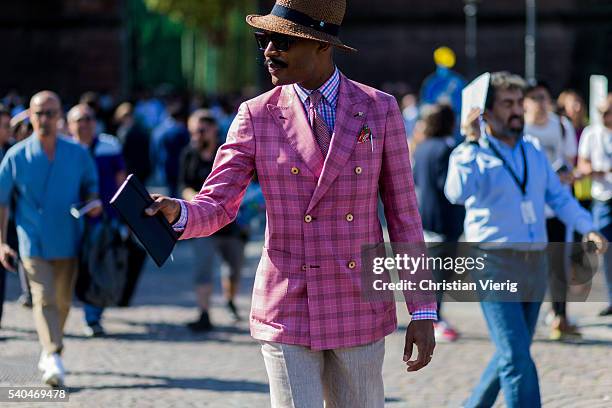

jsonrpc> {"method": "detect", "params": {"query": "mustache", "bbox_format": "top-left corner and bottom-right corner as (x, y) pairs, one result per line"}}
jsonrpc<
(265, 57), (288, 68)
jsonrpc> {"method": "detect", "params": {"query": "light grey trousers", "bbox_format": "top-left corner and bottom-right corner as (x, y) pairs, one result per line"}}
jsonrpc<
(260, 339), (385, 408)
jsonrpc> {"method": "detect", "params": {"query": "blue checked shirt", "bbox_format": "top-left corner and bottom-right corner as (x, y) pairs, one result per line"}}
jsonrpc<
(173, 68), (436, 321)
(293, 66), (340, 132)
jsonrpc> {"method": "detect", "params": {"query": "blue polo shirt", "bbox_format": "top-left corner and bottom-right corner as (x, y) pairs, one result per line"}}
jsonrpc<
(0, 134), (99, 259)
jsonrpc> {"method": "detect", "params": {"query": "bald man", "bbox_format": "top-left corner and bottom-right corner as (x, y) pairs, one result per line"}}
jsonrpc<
(0, 91), (100, 387)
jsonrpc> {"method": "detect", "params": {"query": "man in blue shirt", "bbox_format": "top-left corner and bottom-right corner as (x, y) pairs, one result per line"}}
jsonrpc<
(445, 72), (607, 408)
(0, 91), (100, 387)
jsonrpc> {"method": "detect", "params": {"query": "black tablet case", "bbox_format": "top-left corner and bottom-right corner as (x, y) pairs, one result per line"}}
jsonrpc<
(110, 174), (178, 267)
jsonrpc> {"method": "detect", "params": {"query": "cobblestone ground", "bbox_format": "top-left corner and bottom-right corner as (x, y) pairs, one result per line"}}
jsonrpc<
(0, 239), (610, 407)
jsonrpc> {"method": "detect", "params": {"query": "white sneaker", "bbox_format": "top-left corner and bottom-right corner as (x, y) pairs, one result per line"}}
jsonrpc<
(41, 353), (65, 387)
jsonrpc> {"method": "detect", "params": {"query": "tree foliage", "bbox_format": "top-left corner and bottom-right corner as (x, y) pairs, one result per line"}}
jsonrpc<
(144, 0), (254, 42)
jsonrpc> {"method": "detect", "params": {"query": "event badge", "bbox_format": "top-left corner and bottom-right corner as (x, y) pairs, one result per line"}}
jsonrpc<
(520, 200), (537, 225)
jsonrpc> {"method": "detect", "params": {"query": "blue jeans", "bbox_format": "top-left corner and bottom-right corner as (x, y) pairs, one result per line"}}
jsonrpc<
(84, 303), (104, 326)
(465, 301), (542, 408)
(591, 199), (612, 306)
(465, 249), (546, 408)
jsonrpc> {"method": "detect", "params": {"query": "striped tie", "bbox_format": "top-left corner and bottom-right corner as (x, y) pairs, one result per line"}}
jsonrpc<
(307, 90), (331, 156)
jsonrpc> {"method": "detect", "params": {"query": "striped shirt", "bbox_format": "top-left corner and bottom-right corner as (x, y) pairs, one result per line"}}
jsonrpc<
(294, 67), (340, 132)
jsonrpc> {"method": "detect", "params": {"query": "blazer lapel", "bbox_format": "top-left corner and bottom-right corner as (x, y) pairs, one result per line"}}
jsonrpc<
(267, 86), (325, 177)
(307, 75), (369, 213)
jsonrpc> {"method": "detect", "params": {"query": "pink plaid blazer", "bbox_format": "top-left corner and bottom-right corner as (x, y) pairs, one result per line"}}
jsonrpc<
(180, 74), (433, 350)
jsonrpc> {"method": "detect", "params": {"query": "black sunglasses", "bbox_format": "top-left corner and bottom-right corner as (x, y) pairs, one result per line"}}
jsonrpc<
(254, 31), (296, 52)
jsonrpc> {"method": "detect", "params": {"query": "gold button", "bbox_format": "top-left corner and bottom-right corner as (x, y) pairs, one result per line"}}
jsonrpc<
(291, 167), (300, 175)
(348, 260), (356, 269)
(304, 214), (312, 223)
(301, 264), (308, 271)
(345, 213), (354, 222)
(354, 166), (362, 174)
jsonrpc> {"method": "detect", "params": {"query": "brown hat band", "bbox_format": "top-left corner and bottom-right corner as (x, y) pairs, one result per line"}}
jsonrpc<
(271, 4), (340, 36)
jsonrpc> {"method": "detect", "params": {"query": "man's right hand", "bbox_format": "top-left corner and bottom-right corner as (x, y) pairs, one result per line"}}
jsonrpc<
(145, 194), (181, 225)
(0, 243), (18, 272)
(462, 107), (482, 143)
(583, 231), (608, 255)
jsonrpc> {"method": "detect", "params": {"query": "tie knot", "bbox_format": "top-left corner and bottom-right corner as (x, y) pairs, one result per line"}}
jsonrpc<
(308, 90), (323, 108)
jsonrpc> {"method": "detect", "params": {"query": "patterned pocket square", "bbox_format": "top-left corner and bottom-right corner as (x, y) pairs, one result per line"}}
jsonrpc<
(357, 125), (372, 143)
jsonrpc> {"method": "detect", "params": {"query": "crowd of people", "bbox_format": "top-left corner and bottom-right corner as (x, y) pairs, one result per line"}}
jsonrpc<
(390, 69), (612, 406)
(0, 74), (612, 397)
(406, 76), (612, 341)
(0, 75), (611, 392)
(0, 56), (610, 408)
(0, 88), (263, 387)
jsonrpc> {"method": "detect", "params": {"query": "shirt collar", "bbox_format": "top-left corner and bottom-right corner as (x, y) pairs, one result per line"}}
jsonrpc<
(30, 133), (62, 160)
(294, 67), (340, 108)
(486, 132), (524, 152)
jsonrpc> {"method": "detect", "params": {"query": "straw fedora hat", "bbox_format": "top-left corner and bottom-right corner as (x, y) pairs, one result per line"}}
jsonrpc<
(246, 0), (357, 52)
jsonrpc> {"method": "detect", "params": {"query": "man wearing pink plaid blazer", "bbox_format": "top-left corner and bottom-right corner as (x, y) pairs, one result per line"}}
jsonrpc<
(147, 0), (437, 406)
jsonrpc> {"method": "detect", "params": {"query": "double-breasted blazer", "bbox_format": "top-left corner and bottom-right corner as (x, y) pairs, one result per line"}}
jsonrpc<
(179, 73), (434, 350)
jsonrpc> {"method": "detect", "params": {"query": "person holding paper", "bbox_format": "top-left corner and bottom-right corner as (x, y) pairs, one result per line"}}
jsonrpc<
(577, 93), (612, 317)
(0, 91), (101, 387)
(144, 0), (437, 405)
(445, 72), (607, 408)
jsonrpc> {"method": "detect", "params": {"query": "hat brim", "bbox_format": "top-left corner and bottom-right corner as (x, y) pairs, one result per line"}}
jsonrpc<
(246, 14), (357, 52)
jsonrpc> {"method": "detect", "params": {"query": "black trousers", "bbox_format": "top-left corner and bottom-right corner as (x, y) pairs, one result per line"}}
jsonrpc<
(546, 217), (568, 317)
